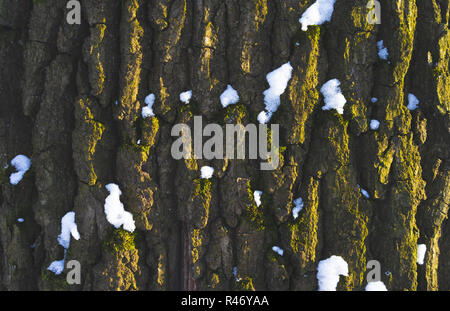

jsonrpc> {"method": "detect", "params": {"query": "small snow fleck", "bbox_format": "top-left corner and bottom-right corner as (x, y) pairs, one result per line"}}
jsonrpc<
(257, 111), (270, 124)
(365, 281), (388, 291)
(254, 190), (263, 207)
(407, 93), (420, 111)
(272, 246), (284, 256)
(9, 155), (31, 185)
(371, 97), (378, 103)
(104, 183), (136, 232)
(47, 259), (65, 275)
(358, 185), (370, 198)
(137, 139), (141, 145)
(292, 197), (304, 219)
(233, 266), (241, 281)
(200, 166), (214, 179)
(142, 94), (156, 118)
(180, 90), (192, 104)
(377, 40), (389, 60)
(295, 42), (300, 47)
(417, 244), (427, 265)
(220, 85), (239, 108)
(317, 255), (349, 291)
(299, 0), (337, 31)
(17, 218), (24, 223)
(321, 79), (347, 114)
(258, 63), (293, 124)
(370, 119), (380, 130)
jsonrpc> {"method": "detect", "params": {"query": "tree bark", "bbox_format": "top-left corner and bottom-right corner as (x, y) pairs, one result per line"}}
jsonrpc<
(0, 0), (448, 291)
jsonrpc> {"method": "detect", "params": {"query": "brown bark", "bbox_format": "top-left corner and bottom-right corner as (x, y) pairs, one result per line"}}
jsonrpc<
(0, 0), (448, 291)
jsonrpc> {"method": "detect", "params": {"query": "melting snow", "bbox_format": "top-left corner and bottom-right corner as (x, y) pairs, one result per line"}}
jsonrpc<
(200, 166), (214, 179)
(321, 79), (347, 114)
(272, 246), (284, 256)
(9, 155), (31, 185)
(180, 90), (192, 104)
(358, 185), (370, 198)
(377, 40), (389, 60)
(299, 0), (337, 31)
(47, 259), (65, 275)
(233, 266), (241, 281)
(254, 190), (262, 207)
(57, 212), (80, 249)
(220, 85), (239, 108)
(258, 62), (293, 124)
(142, 93), (156, 118)
(370, 120), (380, 130)
(292, 197), (304, 219)
(317, 255), (349, 291)
(417, 244), (427, 265)
(47, 212), (80, 275)
(104, 183), (136, 232)
(257, 111), (270, 124)
(365, 281), (388, 291)
(407, 93), (419, 111)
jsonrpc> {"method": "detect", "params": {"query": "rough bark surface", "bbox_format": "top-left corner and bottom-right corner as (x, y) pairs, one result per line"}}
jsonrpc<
(0, 0), (449, 291)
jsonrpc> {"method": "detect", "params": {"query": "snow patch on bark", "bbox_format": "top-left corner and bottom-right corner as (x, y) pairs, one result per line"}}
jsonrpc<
(104, 183), (136, 232)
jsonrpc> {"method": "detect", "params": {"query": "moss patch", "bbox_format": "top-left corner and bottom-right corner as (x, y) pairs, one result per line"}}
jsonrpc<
(41, 269), (69, 291)
(233, 277), (255, 291)
(243, 180), (265, 231)
(104, 229), (137, 253)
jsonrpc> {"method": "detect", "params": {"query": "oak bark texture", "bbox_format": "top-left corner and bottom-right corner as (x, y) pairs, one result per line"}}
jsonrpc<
(0, 0), (449, 291)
